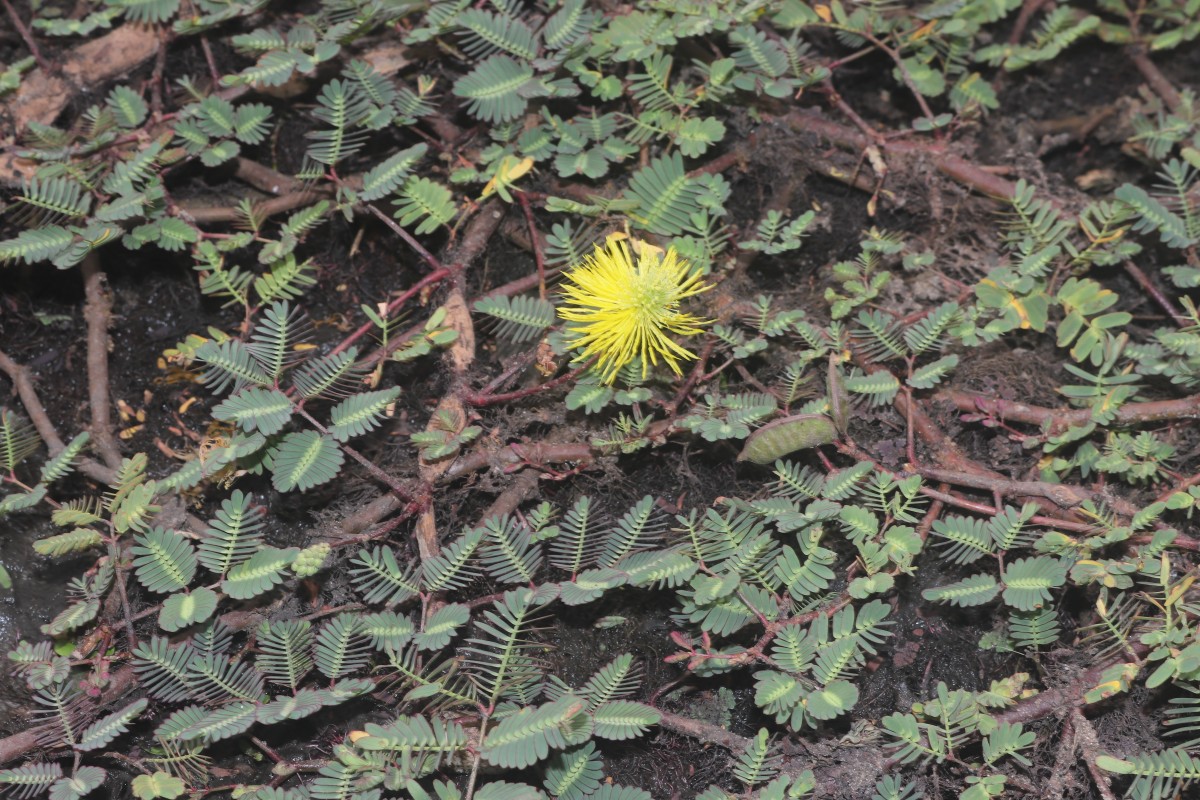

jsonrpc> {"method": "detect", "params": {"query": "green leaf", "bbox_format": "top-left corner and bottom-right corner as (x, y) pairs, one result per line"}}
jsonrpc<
(34, 527), (103, 558)
(112, 481), (159, 534)
(330, 388), (400, 442)
(233, 103), (273, 144)
(305, 78), (372, 165)
(1096, 748), (1200, 790)
(922, 573), (1000, 607)
(453, 54), (533, 123)
(198, 490), (265, 575)
(475, 295), (557, 343)
(187, 652), (264, 703)
(14, 177), (90, 225)
(360, 143), (429, 201)
(132, 636), (196, 703)
(907, 355), (958, 389)
(1116, 182), (1195, 249)
(623, 151), (702, 237)
(106, 85), (148, 128)
(733, 728), (780, 787)
(226, 49), (299, 87)
(116, 0), (179, 23)
(314, 614), (372, 679)
(39, 432), (89, 484)
(870, 775), (920, 800)
(930, 514), (993, 565)
(394, 176), (456, 235)
(804, 681), (859, 721)
(158, 587), (218, 632)
(457, 8), (538, 60)
(414, 603), (470, 651)
(350, 545), (420, 606)
(221, 546), (299, 599)
(676, 117), (726, 158)
(131, 527), (198, 594)
(845, 371), (900, 406)
(255, 255), (318, 304)
(0, 225), (75, 266)
(421, 528), (484, 592)
(176, 701), (258, 743)
(590, 700), (660, 740)
(131, 772), (186, 800)
(477, 515), (543, 586)
(543, 741), (603, 800)
(291, 347), (362, 400)
(0, 407), (40, 472)
(256, 619), (314, 690)
(48, 767), (105, 800)
(0, 763), (63, 798)
(1009, 608), (1061, 648)
(598, 495), (663, 568)
(270, 431), (344, 492)
(482, 695), (590, 769)
(361, 611), (415, 651)
(1002, 556), (1067, 611)
(355, 715), (467, 764)
(247, 301), (309, 380)
(212, 387), (293, 435)
(983, 721), (1035, 766)
(565, 378), (613, 414)
(585, 787), (652, 800)
(196, 339), (272, 394)
(77, 698), (148, 751)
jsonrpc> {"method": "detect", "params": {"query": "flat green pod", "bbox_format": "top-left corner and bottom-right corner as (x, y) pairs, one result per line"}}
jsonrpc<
(737, 414), (838, 464)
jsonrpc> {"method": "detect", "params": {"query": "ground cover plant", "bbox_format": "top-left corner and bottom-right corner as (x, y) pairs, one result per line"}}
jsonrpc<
(1, 1), (1200, 798)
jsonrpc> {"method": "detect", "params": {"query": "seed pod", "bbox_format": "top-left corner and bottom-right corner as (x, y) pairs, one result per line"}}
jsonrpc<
(828, 355), (850, 434)
(737, 414), (838, 464)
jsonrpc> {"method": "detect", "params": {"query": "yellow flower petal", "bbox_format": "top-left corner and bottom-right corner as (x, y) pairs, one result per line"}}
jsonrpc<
(558, 239), (711, 383)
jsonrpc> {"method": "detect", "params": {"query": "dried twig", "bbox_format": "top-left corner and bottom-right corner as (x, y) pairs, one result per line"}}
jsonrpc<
(656, 710), (753, 753)
(81, 255), (123, 471)
(1129, 48), (1182, 112)
(366, 203), (444, 273)
(0, 348), (117, 485)
(1124, 260), (1188, 326)
(1071, 709), (1120, 800)
(0, 0), (51, 74)
(938, 389), (1200, 432)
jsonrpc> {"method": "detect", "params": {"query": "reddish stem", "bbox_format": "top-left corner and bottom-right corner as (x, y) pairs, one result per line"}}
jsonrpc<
(462, 363), (592, 407)
(515, 190), (548, 300)
(366, 203), (444, 272)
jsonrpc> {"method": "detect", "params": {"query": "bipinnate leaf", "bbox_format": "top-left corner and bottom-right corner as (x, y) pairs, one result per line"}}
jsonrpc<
(922, 573), (1000, 607)
(590, 700), (660, 740)
(270, 431), (344, 492)
(131, 527), (198, 594)
(0, 763), (63, 798)
(77, 699), (148, 751)
(212, 387), (293, 435)
(543, 742), (603, 800)
(414, 603), (470, 651)
(481, 695), (591, 769)
(330, 388), (400, 442)
(222, 546), (299, 599)
(48, 767), (105, 800)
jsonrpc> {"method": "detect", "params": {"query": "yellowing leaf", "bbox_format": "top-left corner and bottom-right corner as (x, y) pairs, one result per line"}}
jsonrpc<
(480, 155), (535, 201)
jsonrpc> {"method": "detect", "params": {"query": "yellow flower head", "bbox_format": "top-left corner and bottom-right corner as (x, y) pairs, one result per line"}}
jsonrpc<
(558, 238), (712, 384)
